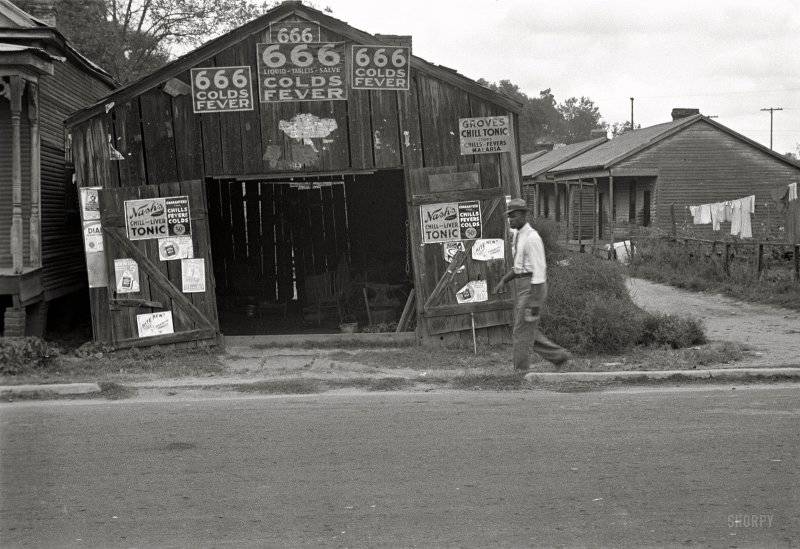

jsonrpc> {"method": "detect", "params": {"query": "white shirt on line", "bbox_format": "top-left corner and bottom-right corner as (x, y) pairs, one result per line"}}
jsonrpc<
(511, 223), (547, 284)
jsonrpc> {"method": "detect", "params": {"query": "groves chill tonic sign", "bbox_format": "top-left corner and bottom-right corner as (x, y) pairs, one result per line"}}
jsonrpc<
(458, 116), (512, 155)
(125, 196), (192, 241)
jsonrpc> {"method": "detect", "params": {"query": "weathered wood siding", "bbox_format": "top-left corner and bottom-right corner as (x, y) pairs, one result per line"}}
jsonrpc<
(613, 120), (800, 238)
(69, 26), (519, 197)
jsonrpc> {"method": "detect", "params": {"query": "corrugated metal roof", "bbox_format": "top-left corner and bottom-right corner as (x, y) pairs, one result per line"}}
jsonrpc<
(552, 115), (702, 173)
(521, 137), (608, 178)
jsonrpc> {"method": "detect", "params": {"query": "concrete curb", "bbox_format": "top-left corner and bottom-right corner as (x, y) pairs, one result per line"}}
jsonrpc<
(225, 333), (418, 347)
(0, 382), (101, 396)
(523, 367), (800, 384)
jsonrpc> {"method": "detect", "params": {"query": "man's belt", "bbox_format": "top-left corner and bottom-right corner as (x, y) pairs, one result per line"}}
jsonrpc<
(514, 272), (533, 278)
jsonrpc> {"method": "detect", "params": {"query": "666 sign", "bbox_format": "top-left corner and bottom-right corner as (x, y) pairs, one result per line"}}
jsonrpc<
(257, 42), (346, 102)
(351, 45), (410, 91)
(190, 66), (253, 113)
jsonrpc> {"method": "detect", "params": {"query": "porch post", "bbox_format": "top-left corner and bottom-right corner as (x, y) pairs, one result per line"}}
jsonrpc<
(28, 81), (41, 267)
(608, 173), (615, 246)
(592, 177), (599, 247)
(9, 75), (25, 274)
(577, 179), (583, 249)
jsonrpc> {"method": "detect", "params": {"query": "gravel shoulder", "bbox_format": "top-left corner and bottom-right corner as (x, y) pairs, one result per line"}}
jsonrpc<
(627, 277), (800, 367)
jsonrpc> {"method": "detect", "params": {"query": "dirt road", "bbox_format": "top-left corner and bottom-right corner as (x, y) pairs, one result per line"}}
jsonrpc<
(627, 277), (800, 367)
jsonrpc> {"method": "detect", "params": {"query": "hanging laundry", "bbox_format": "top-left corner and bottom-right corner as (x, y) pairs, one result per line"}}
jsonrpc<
(788, 182), (798, 202)
(711, 202), (727, 231)
(729, 195), (755, 238)
(689, 204), (712, 224)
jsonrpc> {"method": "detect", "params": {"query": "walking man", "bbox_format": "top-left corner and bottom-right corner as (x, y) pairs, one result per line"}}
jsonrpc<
(492, 198), (571, 370)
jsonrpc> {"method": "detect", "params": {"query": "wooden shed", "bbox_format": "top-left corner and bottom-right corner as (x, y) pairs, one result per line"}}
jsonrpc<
(64, 1), (523, 349)
(0, 0), (115, 337)
(523, 110), (800, 246)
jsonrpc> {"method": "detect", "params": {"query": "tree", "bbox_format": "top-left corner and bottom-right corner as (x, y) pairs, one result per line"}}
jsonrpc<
(556, 96), (605, 144)
(477, 80), (563, 154)
(17, 0), (277, 83)
(609, 121), (642, 137)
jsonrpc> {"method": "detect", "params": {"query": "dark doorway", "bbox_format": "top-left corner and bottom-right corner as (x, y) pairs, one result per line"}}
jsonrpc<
(207, 169), (411, 335)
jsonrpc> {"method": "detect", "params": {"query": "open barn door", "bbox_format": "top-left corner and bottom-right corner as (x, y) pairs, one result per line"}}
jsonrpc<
(407, 164), (514, 346)
(99, 180), (220, 349)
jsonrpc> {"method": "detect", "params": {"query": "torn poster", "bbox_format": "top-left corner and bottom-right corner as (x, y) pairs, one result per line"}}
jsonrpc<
(136, 311), (174, 338)
(471, 239), (504, 261)
(158, 236), (194, 261)
(181, 258), (206, 293)
(114, 258), (140, 294)
(456, 280), (488, 304)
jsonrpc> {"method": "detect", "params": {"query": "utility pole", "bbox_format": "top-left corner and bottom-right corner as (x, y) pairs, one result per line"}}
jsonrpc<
(760, 107), (783, 150)
(630, 97), (634, 129)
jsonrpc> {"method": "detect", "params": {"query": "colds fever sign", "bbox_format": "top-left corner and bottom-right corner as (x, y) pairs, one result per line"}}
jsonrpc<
(125, 196), (192, 241)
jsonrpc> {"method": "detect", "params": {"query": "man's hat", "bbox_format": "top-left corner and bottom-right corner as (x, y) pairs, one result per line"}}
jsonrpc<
(505, 198), (530, 214)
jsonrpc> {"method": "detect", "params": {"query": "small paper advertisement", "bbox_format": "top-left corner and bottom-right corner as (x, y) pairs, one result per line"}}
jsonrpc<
(83, 220), (104, 253)
(442, 241), (465, 263)
(80, 188), (100, 220)
(420, 200), (482, 244)
(136, 311), (174, 338)
(114, 258), (140, 293)
(158, 236), (194, 261)
(181, 258), (206, 293)
(456, 280), (488, 304)
(471, 238), (504, 261)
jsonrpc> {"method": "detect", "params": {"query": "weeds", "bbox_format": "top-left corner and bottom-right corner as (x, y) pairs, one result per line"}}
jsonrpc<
(630, 237), (800, 310)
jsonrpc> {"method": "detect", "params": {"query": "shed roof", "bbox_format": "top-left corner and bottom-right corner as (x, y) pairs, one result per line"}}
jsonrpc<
(65, 1), (522, 127)
(521, 137), (607, 179)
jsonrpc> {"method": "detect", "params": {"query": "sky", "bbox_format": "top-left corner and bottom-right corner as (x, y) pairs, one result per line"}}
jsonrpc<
(319, 0), (800, 155)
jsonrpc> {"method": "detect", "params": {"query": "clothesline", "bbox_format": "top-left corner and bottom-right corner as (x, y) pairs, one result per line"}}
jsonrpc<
(688, 194), (755, 238)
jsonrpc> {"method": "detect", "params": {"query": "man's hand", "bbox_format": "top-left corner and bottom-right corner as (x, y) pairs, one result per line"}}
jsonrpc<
(492, 282), (505, 294)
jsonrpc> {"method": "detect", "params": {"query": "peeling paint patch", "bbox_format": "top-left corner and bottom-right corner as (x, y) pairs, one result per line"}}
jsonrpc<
(279, 113), (338, 140)
(403, 130), (411, 147)
(262, 144), (283, 168)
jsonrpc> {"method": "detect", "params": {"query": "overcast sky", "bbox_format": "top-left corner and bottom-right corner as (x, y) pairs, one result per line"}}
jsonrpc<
(323, 0), (799, 155)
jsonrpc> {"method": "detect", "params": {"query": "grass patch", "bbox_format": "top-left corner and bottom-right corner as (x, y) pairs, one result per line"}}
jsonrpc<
(449, 372), (526, 391)
(97, 381), (137, 400)
(233, 379), (321, 394)
(1, 345), (225, 385)
(630, 237), (800, 310)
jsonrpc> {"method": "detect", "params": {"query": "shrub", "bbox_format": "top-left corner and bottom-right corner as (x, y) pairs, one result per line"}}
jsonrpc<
(530, 217), (563, 258)
(541, 253), (648, 354)
(639, 314), (707, 349)
(0, 337), (60, 375)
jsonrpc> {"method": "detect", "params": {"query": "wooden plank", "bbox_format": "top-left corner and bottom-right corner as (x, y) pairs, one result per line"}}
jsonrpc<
(206, 180), (227, 294)
(236, 34), (265, 174)
(331, 182), (348, 263)
(215, 48), (244, 175)
(199, 58), (224, 175)
(321, 184), (337, 268)
(114, 328), (216, 350)
(347, 89), (373, 170)
(274, 184), (294, 302)
(397, 72), (424, 170)
(371, 89), (402, 168)
(139, 88), (178, 184)
(170, 73), (204, 181)
(156, 182), (192, 334)
(245, 181), (263, 285)
(259, 182), (277, 301)
(428, 171), (479, 192)
(180, 179), (219, 330)
(122, 100), (147, 186)
(424, 299), (513, 318)
(422, 250), (466, 310)
(396, 288), (416, 332)
(412, 187), (503, 205)
(229, 181), (247, 263)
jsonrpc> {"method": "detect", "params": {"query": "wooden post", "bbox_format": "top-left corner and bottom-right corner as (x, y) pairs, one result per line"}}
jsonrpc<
(795, 245), (800, 282)
(724, 243), (731, 276)
(593, 178), (599, 248)
(577, 179), (583, 250)
(756, 243), (764, 280)
(608, 174), (615, 247)
(28, 81), (41, 268)
(9, 75), (24, 274)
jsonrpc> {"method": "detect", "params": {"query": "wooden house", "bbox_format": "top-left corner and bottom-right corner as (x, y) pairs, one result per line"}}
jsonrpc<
(64, 1), (523, 349)
(0, 0), (115, 336)
(523, 109), (800, 245)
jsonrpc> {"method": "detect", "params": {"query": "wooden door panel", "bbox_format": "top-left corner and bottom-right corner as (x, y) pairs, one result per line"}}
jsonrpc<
(99, 180), (219, 348)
